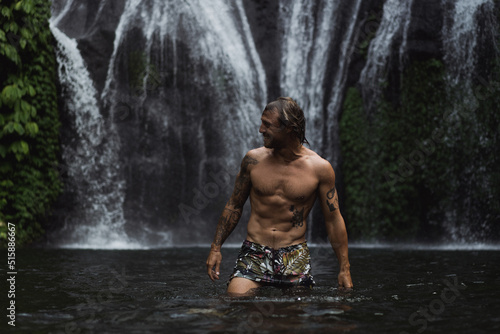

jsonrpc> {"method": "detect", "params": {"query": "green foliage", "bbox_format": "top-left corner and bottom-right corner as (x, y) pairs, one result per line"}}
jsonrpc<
(0, 0), (62, 246)
(341, 55), (500, 242)
(377, 59), (447, 240)
(339, 87), (376, 238)
(341, 60), (448, 241)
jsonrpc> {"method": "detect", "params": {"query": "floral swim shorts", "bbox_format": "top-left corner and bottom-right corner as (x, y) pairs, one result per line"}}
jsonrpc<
(229, 240), (315, 288)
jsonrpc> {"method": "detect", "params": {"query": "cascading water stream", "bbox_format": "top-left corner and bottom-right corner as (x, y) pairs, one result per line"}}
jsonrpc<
(279, 0), (337, 154)
(359, 0), (414, 114)
(442, 0), (494, 90)
(323, 0), (363, 166)
(52, 0), (266, 247)
(441, 0), (497, 242)
(49, 7), (135, 248)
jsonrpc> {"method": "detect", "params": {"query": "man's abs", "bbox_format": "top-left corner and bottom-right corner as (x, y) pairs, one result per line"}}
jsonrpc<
(245, 203), (311, 249)
(246, 224), (306, 249)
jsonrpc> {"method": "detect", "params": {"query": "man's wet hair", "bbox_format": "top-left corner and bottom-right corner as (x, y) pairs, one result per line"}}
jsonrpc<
(264, 97), (309, 145)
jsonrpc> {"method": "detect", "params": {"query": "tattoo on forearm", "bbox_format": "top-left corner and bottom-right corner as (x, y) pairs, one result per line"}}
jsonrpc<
(228, 155), (258, 209)
(326, 187), (339, 212)
(214, 155), (257, 245)
(214, 208), (241, 246)
(289, 205), (304, 228)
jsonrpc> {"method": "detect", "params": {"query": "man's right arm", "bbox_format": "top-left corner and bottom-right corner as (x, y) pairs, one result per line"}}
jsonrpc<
(317, 160), (353, 288)
(206, 153), (258, 281)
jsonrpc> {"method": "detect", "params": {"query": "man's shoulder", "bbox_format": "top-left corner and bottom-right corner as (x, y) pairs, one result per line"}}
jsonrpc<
(245, 147), (269, 161)
(301, 147), (335, 178)
(302, 147), (331, 167)
(247, 147), (268, 156)
(240, 147), (268, 169)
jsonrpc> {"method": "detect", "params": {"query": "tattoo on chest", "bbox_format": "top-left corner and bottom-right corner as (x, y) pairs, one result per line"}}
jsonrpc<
(326, 187), (339, 212)
(289, 205), (304, 228)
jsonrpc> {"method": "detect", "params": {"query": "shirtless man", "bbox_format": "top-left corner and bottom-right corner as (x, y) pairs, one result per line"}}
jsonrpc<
(206, 97), (353, 295)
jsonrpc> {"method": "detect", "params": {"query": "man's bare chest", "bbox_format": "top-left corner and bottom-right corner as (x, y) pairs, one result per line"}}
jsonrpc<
(250, 163), (318, 201)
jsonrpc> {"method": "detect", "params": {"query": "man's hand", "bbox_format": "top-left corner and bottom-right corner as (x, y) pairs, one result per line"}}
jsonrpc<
(206, 249), (222, 281)
(338, 269), (353, 289)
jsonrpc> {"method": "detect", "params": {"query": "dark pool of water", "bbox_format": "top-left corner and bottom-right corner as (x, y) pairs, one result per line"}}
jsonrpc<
(1, 246), (499, 333)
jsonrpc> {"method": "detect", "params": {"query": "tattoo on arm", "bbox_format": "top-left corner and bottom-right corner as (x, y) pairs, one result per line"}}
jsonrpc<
(326, 187), (339, 212)
(213, 208), (241, 246)
(228, 155), (258, 210)
(213, 155), (258, 246)
(290, 205), (304, 228)
(242, 155), (259, 168)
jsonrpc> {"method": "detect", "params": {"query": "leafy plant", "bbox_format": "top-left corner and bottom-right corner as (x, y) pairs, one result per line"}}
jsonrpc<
(0, 0), (62, 246)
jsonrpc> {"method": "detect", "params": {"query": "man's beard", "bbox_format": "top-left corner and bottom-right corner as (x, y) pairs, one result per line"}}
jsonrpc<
(263, 135), (272, 148)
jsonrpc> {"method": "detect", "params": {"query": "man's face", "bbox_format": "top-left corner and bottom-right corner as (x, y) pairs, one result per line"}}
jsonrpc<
(259, 109), (286, 148)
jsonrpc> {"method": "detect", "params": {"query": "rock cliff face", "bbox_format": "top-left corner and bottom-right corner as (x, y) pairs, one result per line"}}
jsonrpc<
(49, 0), (498, 247)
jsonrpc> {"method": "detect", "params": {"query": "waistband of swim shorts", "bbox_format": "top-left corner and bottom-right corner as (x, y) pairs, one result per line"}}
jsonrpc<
(242, 239), (309, 253)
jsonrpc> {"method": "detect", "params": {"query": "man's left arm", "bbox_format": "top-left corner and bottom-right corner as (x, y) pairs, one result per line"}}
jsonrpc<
(318, 163), (353, 288)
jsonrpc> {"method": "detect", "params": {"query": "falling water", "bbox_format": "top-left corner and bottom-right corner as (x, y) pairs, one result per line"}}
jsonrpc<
(279, 0), (337, 154)
(52, 0), (266, 247)
(279, 0), (365, 163)
(102, 0), (266, 143)
(359, 0), (414, 114)
(48, 0), (498, 247)
(442, 0), (494, 90)
(49, 12), (135, 248)
(441, 0), (497, 243)
(279, 0), (319, 112)
(323, 0), (363, 166)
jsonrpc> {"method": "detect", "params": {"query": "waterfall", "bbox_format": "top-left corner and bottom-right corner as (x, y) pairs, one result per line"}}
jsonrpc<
(49, 20), (136, 248)
(279, 0), (318, 111)
(359, 0), (414, 114)
(279, 0), (337, 154)
(102, 0), (266, 132)
(279, 0), (364, 162)
(48, 0), (498, 246)
(441, 0), (497, 243)
(51, 0), (266, 247)
(323, 0), (363, 165)
(442, 0), (493, 90)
